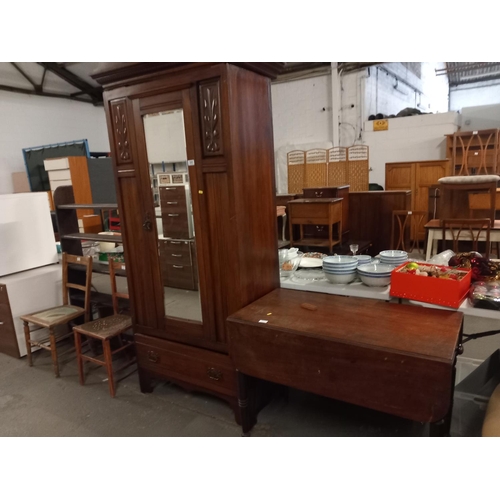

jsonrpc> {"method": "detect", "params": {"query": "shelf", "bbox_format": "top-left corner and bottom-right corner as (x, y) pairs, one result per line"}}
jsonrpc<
(57, 203), (118, 210)
(62, 233), (122, 243)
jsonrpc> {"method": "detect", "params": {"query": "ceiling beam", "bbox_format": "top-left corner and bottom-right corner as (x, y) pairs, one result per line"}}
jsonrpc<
(37, 62), (103, 104)
(0, 84), (95, 104)
(10, 62), (41, 91)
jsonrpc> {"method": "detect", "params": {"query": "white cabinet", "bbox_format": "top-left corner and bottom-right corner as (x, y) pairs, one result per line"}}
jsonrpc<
(0, 264), (62, 357)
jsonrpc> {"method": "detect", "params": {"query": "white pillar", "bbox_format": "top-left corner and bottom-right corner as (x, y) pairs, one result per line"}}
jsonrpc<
(331, 62), (341, 147)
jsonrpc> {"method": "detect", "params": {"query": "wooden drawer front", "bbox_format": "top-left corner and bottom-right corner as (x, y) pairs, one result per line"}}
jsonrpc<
(162, 212), (189, 239)
(160, 186), (186, 201)
(163, 263), (196, 290)
(162, 239), (192, 254)
(135, 335), (236, 396)
(161, 194), (187, 213)
(160, 241), (192, 266)
(303, 187), (338, 198)
(290, 203), (329, 220)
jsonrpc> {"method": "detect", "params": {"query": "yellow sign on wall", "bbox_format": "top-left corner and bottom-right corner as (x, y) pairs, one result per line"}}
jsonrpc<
(373, 119), (389, 131)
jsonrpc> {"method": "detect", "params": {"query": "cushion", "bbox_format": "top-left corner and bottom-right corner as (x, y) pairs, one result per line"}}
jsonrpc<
(482, 383), (500, 437)
(438, 175), (500, 184)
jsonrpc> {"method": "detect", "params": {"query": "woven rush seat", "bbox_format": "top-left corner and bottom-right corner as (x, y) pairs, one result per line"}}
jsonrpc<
(21, 305), (85, 328)
(73, 314), (132, 339)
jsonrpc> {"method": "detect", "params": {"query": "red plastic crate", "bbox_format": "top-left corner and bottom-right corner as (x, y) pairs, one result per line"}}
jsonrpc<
(390, 262), (472, 308)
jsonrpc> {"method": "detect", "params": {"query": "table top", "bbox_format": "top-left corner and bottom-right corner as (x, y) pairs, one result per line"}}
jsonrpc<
(288, 198), (342, 204)
(425, 218), (500, 230)
(229, 288), (463, 363)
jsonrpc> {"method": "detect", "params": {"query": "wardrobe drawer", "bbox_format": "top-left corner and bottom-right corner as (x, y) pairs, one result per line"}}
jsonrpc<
(162, 239), (192, 253)
(163, 250), (192, 266)
(135, 335), (237, 396)
(163, 263), (196, 290)
(161, 195), (187, 212)
(162, 214), (189, 239)
(160, 186), (186, 201)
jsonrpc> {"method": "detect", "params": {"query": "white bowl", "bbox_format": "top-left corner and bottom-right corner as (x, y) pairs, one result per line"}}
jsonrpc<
(323, 264), (358, 271)
(325, 269), (357, 275)
(325, 272), (357, 284)
(358, 273), (391, 287)
(380, 250), (408, 259)
(354, 255), (372, 265)
(323, 255), (358, 266)
(357, 263), (395, 275)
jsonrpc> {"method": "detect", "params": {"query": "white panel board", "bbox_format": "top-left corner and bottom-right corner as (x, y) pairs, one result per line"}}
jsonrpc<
(0, 193), (58, 277)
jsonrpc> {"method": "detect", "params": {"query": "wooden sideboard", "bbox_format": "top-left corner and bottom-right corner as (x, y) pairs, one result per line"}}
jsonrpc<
(349, 190), (411, 256)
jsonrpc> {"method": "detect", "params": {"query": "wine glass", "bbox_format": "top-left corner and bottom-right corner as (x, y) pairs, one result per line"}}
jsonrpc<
(350, 244), (359, 256)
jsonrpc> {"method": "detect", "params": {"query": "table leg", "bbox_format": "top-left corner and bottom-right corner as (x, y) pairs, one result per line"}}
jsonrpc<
(426, 229), (433, 261)
(282, 214), (287, 242)
(237, 370), (255, 436)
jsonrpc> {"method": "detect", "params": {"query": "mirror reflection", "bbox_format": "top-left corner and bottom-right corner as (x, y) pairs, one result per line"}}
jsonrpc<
(143, 109), (203, 323)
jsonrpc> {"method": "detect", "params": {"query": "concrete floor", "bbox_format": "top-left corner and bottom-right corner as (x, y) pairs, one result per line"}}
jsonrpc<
(0, 341), (488, 437)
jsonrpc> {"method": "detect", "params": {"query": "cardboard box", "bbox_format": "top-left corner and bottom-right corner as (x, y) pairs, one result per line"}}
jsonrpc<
(11, 172), (30, 193)
(390, 262), (472, 308)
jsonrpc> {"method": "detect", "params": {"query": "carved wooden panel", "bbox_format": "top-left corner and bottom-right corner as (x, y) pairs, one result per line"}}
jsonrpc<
(110, 99), (133, 165)
(199, 80), (224, 156)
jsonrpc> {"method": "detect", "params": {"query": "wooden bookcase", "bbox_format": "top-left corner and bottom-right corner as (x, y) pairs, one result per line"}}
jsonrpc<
(446, 129), (500, 176)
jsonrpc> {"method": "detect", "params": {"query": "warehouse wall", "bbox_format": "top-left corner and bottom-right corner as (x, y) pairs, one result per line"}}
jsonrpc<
(0, 91), (109, 194)
(450, 80), (500, 111)
(271, 74), (333, 152)
(271, 63), (450, 190)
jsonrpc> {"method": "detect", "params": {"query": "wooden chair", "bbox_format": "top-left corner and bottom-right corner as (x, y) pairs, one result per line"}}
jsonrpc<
(441, 218), (491, 258)
(391, 210), (427, 254)
(21, 253), (92, 378)
(73, 259), (135, 397)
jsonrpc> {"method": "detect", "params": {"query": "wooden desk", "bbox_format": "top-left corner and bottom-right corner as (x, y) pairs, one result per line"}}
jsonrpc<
(288, 198), (343, 253)
(228, 288), (463, 435)
(424, 218), (500, 261)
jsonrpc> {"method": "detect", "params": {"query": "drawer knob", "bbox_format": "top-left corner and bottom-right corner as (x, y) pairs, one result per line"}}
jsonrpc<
(147, 350), (159, 363)
(166, 201), (178, 205)
(168, 214), (180, 217)
(172, 254), (182, 257)
(173, 265), (184, 269)
(207, 367), (223, 381)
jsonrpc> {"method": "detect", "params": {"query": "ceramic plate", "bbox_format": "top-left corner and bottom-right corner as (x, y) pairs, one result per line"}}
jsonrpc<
(292, 269), (326, 281)
(299, 257), (323, 268)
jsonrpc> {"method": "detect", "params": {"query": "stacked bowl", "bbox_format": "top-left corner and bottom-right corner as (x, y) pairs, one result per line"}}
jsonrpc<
(357, 263), (394, 287)
(353, 254), (372, 266)
(322, 256), (358, 284)
(379, 250), (408, 268)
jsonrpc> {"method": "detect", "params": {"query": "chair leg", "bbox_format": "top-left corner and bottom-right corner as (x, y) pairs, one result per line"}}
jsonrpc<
(49, 327), (60, 378)
(74, 330), (85, 386)
(103, 339), (115, 397)
(23, 321), (33, 367)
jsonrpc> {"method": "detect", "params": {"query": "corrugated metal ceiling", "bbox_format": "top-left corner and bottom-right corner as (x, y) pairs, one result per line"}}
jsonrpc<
(443, 62), (500, 86)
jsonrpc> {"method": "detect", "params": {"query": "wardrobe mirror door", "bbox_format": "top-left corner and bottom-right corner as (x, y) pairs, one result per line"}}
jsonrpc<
(142, 109), (203, 324)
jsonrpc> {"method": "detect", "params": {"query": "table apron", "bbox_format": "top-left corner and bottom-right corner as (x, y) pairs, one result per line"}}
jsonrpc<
(228, 322), (455, 423)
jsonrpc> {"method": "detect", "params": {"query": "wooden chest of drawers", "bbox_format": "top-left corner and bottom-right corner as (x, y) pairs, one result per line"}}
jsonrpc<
(160, 185), (193, 239)
(159, 239), (198, 290)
